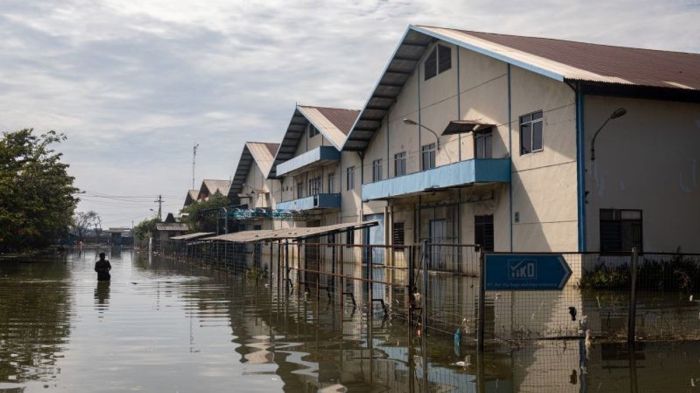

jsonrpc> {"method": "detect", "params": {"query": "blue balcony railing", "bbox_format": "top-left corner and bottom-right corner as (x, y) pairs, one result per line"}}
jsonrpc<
(361, 158), (511, 201)
(276, 193), (341, 211)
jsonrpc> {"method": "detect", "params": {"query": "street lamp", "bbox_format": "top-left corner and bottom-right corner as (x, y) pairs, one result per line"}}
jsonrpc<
(403, 118), (440, 149)
(590, 108), (627, 161)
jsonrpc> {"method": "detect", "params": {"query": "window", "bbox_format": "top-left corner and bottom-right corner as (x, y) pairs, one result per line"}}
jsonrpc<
(296, 181), (304, 199)
(421, 143), (436, 170)
(520, 111), (543, 155)
(308, 176), (321, 196)
(327, 173), (335, 193)
(424, 44), (452, 81)
(475, 130), (493, 159)
(475, 215), (494, 252)
(346, 228), (354, 247)
(600, 209), (643, 253)
(346, 166), (355, 190)
(424, 48), (437, 80)
(393, 222), (405, 246)
(372, 159), (383, 182)
(307, 123), (319, 138)
(394, 151), (407, 177)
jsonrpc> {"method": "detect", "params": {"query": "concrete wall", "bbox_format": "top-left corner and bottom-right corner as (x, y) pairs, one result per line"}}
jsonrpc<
(360, 39), (579, 252)
(509, 67), (578, 252)
(584, 95), (700, 253)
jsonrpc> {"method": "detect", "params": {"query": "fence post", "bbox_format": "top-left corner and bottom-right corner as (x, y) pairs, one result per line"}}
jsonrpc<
(420, 239), (430, 393)
(420, 240), (429, 336)
(477, 245), (485, 353)
(628, 247), (638, 347)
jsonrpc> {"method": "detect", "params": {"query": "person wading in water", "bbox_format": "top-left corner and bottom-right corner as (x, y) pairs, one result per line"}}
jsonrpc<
(94, 252), (112, 281)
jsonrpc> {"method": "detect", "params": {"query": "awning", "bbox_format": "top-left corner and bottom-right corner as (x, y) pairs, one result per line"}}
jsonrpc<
(170, 232), (215, 240)
(442, 120), (495, 135)
(205, 221), (378, 243)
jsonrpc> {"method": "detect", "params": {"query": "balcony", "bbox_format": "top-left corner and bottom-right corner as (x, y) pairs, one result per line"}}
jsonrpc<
(276, 193), (341, 211)
(276, 146), (340, 177)
(361, 158), (511, 201)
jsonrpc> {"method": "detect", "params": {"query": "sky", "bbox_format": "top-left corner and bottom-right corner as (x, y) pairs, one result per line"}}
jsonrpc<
(1, 0), (699, 228)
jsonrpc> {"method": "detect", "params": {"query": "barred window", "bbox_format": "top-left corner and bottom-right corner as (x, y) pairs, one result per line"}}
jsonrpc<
(372, 159), (383, 182)
(393, 222), (405, 246)
(600, 209), (643, 253)
(394, 151), (407, 177)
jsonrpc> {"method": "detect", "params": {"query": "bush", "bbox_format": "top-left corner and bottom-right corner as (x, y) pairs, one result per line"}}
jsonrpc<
(580, 254), (700, 292)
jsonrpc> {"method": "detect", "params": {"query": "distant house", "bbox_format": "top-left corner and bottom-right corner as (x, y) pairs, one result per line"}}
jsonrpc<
(154, 222), (189, 243)
(105, 227), (134, 246)
(183, 189), (199, 208)
(197, 179), (232, 202)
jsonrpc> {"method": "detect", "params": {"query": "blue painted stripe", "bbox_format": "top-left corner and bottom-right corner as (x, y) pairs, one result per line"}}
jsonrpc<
(576, 84), (587, 251)
(508, 64), (513, 252)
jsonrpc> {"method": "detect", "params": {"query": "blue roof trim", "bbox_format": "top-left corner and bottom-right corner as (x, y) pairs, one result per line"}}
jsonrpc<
(410, 25), (565, 83)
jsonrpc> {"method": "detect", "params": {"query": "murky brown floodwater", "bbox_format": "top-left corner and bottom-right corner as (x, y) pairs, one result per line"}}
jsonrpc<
(0, 249), (699, 392)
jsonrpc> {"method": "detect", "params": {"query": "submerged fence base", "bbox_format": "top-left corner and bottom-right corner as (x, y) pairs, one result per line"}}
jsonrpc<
(149, 238), (700, 349)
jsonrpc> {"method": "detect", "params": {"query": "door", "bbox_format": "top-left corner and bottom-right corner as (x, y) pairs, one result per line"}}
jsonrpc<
(429, 219), (447, 269)
(363, 214), (385, 265)
(474, 215), (494, 252)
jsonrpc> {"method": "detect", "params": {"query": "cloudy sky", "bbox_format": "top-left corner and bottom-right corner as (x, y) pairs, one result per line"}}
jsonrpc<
(1, 0), (699, 227)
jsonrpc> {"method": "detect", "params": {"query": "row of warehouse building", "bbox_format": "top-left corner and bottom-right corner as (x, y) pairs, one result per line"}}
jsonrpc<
(179, 24), (700, 257)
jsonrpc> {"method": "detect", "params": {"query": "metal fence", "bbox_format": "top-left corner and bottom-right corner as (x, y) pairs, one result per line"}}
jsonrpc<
(151, 238), (700, 348)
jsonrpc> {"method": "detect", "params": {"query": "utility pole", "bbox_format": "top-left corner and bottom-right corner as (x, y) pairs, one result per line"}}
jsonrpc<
(192, 143), (199, 189)
(155, 195), (163, 220)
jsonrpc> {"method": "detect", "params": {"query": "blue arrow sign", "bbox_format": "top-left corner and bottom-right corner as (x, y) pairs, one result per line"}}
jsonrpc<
(484, 254), (572, 291)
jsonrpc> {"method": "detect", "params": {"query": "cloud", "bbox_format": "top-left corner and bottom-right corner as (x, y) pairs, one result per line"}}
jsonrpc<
(1, 0), (698, 226)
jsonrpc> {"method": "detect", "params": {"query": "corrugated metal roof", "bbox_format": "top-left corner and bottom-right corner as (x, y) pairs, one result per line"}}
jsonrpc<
(155, 223), (189, 232)
(199, 179), (231, 200)
(268, 105), (359, 178)
(170, 232), (215, 240)
(228, 141), (280, 201)
(206, 221), (378, 243)
(343, 24), (700, 152)
(183, 189), (198, 207)
(435, 27), (700, 89)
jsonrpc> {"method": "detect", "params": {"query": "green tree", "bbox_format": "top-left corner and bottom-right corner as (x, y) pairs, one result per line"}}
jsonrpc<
(181, 192), (230, 232)
(133, 217), (160, 241)
(0, 129), (78, 252)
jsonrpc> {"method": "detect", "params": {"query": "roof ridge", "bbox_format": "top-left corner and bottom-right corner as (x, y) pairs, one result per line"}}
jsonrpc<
(417, 25), (700, 56)
(297, 104), (360, 112)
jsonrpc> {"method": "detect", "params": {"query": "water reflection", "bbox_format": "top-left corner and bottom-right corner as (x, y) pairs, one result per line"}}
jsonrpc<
(94, 281), (110, 313)
(1, 251), (699, 392)
(0, 256), (71, 386)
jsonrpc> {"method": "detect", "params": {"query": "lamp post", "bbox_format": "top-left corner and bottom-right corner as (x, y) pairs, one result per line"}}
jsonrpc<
(590, 108), (627, 161)
(403, 118), (440, 149)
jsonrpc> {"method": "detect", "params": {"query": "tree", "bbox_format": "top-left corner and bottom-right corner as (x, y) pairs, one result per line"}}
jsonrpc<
(181, 192), (230, 232)
(0, 129), (78, 252)
(72, 211), (101, 241)
(133, 217), (160, 241)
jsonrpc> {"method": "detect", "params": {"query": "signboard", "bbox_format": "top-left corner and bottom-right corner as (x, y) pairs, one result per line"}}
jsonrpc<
(484, 254), (572, 291)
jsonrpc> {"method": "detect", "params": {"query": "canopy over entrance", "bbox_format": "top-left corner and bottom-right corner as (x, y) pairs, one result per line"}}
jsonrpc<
(205, 221), (378, 243)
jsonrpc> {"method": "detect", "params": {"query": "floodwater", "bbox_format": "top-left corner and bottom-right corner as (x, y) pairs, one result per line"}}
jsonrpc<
(0, 249), (699, 392)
